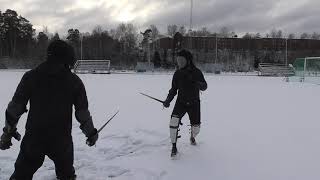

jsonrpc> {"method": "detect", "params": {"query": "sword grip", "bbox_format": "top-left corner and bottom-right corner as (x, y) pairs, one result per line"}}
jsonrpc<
(12, 131), (21, 141)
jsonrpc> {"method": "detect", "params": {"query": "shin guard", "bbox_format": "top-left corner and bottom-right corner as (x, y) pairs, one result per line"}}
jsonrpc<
(169, 116), (180, 143)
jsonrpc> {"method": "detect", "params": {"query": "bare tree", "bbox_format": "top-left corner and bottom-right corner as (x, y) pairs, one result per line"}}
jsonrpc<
(242, 33), (253, 39)
(109, 29), (116, 39)
(92, 25), (103, 35)
(149, 24), (159, 40)
(254, 33), (261, 39)
(300, 32), (310, 39)
(276, 30), (283, 38)
(113, 23), (138, 52)
(199, 27), (211, 36)
(178, 26), (186, 35)
(219, 26), (231, 38)
(270, 29), (278, 38)
(311, 32), (320, 40)
(167, 24), (178, 37)
(288, 33), (295, 39)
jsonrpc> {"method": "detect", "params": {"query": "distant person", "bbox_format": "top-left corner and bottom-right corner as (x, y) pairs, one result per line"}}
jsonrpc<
(163, 49), (207, 157)
(0, 40), (98, 180)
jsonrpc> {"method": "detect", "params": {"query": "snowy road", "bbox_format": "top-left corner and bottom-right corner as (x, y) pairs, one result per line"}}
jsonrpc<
(1, 71), (320, 180)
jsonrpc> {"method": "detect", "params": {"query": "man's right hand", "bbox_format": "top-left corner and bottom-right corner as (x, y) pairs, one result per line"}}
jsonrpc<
(0, 127), (21, 150)
(0, 132), (12, 150)
(86, 128), (98, 147)
(163, 100), (170, 108)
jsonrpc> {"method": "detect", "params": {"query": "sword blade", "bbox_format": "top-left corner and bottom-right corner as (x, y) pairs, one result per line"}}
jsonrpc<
(97, 110), (119, 133)
(140, 92), (164, 103)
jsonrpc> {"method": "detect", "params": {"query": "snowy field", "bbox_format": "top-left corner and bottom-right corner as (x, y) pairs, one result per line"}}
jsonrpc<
(1, 71), (320, 180)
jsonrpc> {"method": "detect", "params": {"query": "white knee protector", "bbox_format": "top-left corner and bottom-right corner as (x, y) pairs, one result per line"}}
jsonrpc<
(191, 124), (200, 138)
(169, 116), (180, 143)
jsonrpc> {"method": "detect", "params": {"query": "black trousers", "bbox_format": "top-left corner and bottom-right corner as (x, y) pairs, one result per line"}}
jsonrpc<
(10, 133), (76, 180)
(172, 100), (201, 125)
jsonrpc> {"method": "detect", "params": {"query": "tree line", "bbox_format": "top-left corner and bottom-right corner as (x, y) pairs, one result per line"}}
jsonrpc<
(0, 9), (140, 68)
(1, 8), (320, 68)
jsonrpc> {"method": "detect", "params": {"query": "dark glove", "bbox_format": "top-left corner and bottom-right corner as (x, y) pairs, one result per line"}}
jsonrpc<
(86, 128), (98, 147)
(197, 81), (207, 91)
(0, 127), (21, 150)
(163, 100), (170, 108)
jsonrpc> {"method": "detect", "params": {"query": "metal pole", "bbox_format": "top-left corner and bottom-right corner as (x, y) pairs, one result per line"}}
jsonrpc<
(190, 0), (193, 30)
(148, 39), (151, 70)
(285, 38), (288, 66)
(215, 35), (217, 64)
(80, 35), (83, 60)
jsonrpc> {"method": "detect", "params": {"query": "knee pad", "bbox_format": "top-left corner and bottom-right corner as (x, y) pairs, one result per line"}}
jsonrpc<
(169, 116), (180, 143)
(191, 124), (200, 138)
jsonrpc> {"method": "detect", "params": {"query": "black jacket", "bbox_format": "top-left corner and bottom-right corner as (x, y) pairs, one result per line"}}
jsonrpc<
(166, 66), (207, 104)
(5, 61), (95, 138)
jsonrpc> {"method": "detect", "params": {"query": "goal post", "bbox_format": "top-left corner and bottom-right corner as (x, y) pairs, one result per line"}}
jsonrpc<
(73, 60), (111, 74)
(290, 57), (320, 84)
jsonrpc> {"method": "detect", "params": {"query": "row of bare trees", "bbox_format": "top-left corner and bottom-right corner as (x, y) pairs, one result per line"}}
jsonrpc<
(1, 8), (320, 69)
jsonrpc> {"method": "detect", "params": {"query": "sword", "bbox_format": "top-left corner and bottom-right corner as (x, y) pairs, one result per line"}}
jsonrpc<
(86, 110), (120, 146)
(140, 92), (165, 104)
(98, 110), (119, 133)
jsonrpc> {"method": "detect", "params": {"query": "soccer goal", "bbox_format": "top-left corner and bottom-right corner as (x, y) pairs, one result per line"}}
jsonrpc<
(73, 60), (111, 74)
(289, 57), (320, 84)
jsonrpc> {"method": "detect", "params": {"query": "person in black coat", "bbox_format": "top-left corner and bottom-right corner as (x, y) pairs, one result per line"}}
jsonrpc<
(0, 40), (98, 180)
(163, 49), (207, 157)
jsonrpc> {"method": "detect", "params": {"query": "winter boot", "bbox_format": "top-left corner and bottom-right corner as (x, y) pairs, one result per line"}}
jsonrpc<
(171, 143), (178, 157)
(190, 136), (196, 146)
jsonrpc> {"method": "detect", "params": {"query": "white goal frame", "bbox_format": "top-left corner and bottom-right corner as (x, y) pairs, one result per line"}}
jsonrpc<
(302, 57), (320, 78)
(73, 60), (111, 74)
(290, 57), (320, 84)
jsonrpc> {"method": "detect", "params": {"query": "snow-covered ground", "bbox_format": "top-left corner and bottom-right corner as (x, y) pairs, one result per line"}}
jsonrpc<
(1, 71), (320, 180)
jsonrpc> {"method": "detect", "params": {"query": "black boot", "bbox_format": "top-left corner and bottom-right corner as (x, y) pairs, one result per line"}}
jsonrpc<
(171, 143), (178, 157)
(190, 136), (196, 145)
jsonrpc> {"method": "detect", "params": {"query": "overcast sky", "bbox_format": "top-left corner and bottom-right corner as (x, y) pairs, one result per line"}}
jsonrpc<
(1, 0), (320, 36)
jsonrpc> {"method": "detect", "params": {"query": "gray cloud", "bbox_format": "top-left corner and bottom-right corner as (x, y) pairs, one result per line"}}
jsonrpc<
(1, 0), (320, 36)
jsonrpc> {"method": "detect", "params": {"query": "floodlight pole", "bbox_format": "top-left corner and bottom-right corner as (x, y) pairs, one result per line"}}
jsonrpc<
(215, 34), (218, 64)
(285, 37), (288, 66)
(148, 40), (151, 70)
(190, 0), (193, 30)
(80, 34), (83, 60)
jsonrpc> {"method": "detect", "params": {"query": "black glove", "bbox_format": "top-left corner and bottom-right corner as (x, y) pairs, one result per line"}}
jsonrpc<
(197, 81), (207, 91)
(86, 128), (98, 147)
(0, 127), (21, 150)
(163, 100), (170, 108)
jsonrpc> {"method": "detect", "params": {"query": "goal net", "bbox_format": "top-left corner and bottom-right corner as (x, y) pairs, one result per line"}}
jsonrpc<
(73, 60), (111, 74)
(289, 57), (320, 84)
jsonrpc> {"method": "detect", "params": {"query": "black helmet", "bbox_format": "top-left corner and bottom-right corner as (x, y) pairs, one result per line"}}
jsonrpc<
(47, 40), (75, 65)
